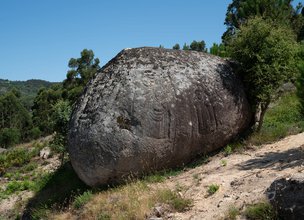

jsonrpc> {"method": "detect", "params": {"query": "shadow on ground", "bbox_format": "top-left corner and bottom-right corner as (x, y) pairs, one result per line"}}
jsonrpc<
(21, 162), (90, 219)
(238, 145), (304, 171)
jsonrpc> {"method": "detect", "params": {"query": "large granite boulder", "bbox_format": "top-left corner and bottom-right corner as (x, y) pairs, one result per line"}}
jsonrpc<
(68, 47), (252, 186)
(267, 174), (304, 220)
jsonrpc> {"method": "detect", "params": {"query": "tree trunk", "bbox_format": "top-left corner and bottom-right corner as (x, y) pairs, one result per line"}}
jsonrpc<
(256, 101), (270, 132)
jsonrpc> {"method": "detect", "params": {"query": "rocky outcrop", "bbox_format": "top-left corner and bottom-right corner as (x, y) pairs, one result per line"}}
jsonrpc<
(68, 47), (252, 186)
(267, 174), (304, 220)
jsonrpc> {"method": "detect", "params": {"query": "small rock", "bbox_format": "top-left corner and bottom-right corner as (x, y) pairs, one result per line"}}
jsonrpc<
(39, 147), (51, 159)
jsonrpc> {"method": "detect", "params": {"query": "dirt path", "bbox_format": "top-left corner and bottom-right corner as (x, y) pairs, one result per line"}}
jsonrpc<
(162, 132), (304, 220)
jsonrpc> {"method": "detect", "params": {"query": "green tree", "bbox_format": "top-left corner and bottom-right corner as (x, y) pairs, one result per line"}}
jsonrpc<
(209, 43), (228, 57)
(172, 43), (180, 50)
(223, 0), (302, 43)
(0, 128), (21, 148)
(190, 40), (207, 52)
(63, 49), (101, 104)
(51, 100), (72, 163)
(0, 90), (32, 141)
(183, 43), (190, 50)
(32, 84), (62, 135)
(228, 17), (298, 131)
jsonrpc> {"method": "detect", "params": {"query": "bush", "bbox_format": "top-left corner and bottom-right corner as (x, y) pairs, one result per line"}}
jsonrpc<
(244, 202), (277, 220)
(207, 184), (220, 195)
(0, 128), (21, 148)
(29, 127), (42, 139)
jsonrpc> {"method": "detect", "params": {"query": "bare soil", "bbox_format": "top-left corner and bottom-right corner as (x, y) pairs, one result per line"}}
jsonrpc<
(163, 132), (304, 219)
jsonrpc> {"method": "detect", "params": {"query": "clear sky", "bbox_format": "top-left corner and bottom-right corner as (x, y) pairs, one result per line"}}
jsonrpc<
(0, 0), (302, 82)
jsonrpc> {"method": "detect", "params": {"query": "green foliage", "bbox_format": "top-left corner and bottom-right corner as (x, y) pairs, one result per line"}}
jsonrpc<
(244, 202), (277, 220)
(0, 143), (43, 175)
(0, 148), (31, 172)
(63, 49), (101, 104)
(5, 180), (35, 194)
(0, 90), (32, 141)
(73, 191), (93, 209)
(0, 128), (21, 148)
(172, 43), (180, 50)
(248, 92), (304, 145)
(31, 85), (63, 135)
(50, 100), (72, 163)
(189, 40), (207, 52)
(29, 127), (42, 139)
(183, 43), (190, 50)
(207, 184), (219, 195)
(181, 40), (207, 52)
(209, 43), (228, 57)
(0, 79), (56, 110)
(228, 17), (298, 130)
(223, 0), (302, 42)
(224, 145), (233, 156)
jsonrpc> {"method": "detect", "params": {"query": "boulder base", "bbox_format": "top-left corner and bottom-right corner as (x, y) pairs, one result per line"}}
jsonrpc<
(267, 174), (304, 220)
(68, 47), (252, 186)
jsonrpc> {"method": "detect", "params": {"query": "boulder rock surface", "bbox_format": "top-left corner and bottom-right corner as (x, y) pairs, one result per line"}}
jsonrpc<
(68, 47), (252, 186)
(267, 173), (304, 220)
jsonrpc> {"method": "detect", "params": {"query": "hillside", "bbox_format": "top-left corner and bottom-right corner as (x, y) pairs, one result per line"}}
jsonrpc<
(0, 79), (59, 109)
(0, 133), (303, 219)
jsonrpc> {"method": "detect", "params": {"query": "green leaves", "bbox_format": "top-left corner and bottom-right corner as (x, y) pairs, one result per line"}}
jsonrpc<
(228, 17), (298, 129)
(63, 49), (101, 104)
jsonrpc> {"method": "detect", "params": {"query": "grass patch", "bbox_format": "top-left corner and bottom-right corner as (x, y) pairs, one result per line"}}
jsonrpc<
(207, 184), (220, 196)
(73, 190), (93, 209)
(0, 142), (44, 175)
(24, 162), (90, 218)
(249, 93), (304, 145)
(58, 180), (193, 220)
(226, 206), (240, 220)
(244, 202), (277, 220)
(156, 189), (192, 212)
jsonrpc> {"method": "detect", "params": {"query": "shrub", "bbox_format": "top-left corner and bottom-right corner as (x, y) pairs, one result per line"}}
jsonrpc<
(244, 202), (277, 220)
(207, 184), (220, 195)
(0, 128), (21, 148)
(29, 127), (42, 139)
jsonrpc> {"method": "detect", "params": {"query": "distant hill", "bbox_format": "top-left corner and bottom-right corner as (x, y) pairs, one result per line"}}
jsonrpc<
(0, 79), (60, 109)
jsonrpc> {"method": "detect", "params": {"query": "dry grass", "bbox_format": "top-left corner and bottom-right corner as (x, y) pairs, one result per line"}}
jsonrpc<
(49, 180), (192, 220)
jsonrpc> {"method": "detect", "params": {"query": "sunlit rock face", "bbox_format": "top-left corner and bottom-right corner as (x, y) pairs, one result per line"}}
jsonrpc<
(68, 47), (252, 186)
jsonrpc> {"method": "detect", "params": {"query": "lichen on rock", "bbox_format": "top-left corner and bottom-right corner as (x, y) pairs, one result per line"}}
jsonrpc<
(68, 47), (252, 186)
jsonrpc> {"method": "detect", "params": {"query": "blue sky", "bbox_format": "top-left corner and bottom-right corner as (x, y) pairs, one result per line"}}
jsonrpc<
(0, 0), (302, 82)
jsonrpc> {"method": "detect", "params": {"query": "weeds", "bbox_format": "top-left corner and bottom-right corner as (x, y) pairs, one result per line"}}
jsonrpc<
(248, 93), (304, 145)
(207, 184), (219, 195)
(226, 206), (240, 220)
(73, 191), (93, 209)
(156, 189), (192, 212)
(244, 202), (276, 220)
